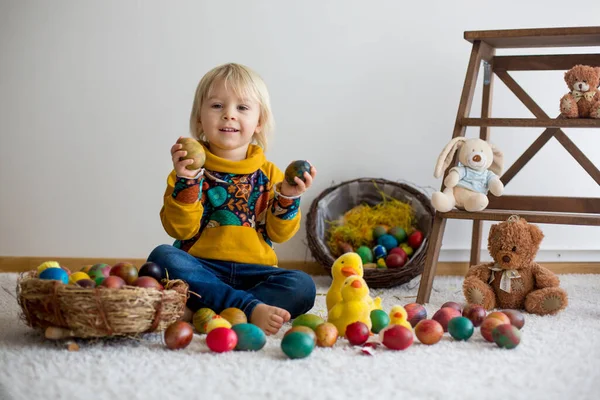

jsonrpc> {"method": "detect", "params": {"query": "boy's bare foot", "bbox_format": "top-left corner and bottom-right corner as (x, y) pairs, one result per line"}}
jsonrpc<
(250, 304), (291, 335)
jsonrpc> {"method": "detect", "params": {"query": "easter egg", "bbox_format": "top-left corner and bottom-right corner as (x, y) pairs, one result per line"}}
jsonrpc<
(281, 331), (315, 359)
(100, 275), (126, 289)
(133, 276), (163, 290)
(377, 234), (399, 251)
(284, 160), (311, 186)
(408, 230), (424, 249)
(220, 307), (247, 326)
(206, 327), (238, 353)
(356, 246), (373, 264)
(80, 265), (93, 274)
(292, 313), (324, 331)
(36, 261), (61, 276)
(285, 326), (317, 344)
(232, 323), (266, 351)
(404, 303), (427, 327)
(462, 304), (486, 327)
(414, 319), (444, 345)
(372, 225), (388, 240)
(88, 263), (111, 285)
(314, 323), (338, 347)
(448, 316), (474, 341)
(164, 321), (194, 350)
(76, 279), (96, 288)
(441, 301), (462, 313)
(389, 247), (408, 258)
(432, 307), (462, 332)
(381, 325), (413, 350)
(386, 253), (407, 269)
(68, 271), (90, 285)
(376, 258), (387, 268)
(39, 267), (69, 284)
(492, 324), (521, 349)
(480, 317), (504, 342)
(400, 243), (414, 257)
(110, 262), (138, 285)
(487, 311), (511, 325)
(372, 245), (387, 260)
(370, 309), (390, 333)
(501, 309), (525, 330)
(192, 308), (216, 334)
(345, 321), (370, 345)
(389, 226), (407, 243)
(138, 262), (164, 282)
(177, 137), (206, 170)
(205, 316), (232, 333)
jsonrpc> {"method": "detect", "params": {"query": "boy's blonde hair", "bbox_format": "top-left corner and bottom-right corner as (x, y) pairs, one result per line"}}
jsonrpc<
(190, 63), (274, 150)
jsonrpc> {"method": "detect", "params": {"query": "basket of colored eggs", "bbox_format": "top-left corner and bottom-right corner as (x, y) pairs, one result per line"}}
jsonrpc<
(306, 178), (434, 288)
(16, 261), (189, 339)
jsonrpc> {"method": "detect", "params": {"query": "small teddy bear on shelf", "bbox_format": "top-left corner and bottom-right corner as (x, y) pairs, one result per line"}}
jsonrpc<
(463, 216), (568, 316)
(559, 64), (600, 119)
(431, 137), (504, 213)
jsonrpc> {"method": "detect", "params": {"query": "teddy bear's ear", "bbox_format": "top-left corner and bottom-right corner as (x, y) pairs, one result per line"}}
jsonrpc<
(489, 143), (504, 176)
(529, 223), (544, 247)
(433, 137), (466, 178)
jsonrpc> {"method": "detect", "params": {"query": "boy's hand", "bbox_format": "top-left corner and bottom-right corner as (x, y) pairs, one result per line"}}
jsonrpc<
(171, 137), (202, 178)
(280, 165), (317, 197)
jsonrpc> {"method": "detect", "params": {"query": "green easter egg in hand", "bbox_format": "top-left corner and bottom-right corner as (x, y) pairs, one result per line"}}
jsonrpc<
(284, 160), (311, 186)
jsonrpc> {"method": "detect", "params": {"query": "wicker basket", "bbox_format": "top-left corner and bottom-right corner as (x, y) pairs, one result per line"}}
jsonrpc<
(306, 178), (435, 289)
(16, 271), (189, 338)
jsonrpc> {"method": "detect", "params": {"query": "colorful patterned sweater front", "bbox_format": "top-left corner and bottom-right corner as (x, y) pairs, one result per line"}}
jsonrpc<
(160, 144), (301, 266)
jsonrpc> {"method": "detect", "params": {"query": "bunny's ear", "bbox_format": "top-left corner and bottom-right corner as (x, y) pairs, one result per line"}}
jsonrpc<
(433, 137), (466, 178)
(489, 143), (504, 176)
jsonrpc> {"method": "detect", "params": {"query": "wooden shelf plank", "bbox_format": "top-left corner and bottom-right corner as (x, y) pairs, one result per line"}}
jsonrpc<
(461, 118), (600, 128)
(488, 196), (600, 214)
(494, 54), (600, 71)
(439, 209), (600, 226)
(464, 27), (600, 48)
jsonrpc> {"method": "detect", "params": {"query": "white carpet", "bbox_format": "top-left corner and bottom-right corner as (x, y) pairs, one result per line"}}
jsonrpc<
(1, 272), (600, 400)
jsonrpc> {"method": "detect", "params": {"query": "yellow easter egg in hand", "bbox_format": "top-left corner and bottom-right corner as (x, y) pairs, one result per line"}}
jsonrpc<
(177, 137), (206, 170)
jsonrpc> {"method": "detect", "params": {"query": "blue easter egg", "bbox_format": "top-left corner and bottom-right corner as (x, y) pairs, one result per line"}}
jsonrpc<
(372, 245), (388, 260)
(377, 234), (399, 251)
(39, 267), (69, 284)
(232, 323), (266, 351)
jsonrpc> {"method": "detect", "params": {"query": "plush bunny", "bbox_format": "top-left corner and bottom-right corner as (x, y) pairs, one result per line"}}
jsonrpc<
(431, 137), (504, 212)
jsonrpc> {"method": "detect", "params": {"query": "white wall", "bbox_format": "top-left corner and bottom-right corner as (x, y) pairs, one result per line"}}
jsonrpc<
(1, 0), (599, 263)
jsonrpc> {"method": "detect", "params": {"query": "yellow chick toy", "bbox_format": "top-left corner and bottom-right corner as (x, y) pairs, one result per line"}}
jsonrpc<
(326, 253), (382, 312)
(389, 305), (413, 331)
(327, 276), (373, 337)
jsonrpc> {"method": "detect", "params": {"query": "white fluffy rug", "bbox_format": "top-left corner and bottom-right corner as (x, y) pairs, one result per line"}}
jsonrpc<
(1, 272), (600, 400)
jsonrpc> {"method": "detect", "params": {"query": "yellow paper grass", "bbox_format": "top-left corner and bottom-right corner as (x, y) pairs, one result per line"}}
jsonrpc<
(326, 189), (417, 256)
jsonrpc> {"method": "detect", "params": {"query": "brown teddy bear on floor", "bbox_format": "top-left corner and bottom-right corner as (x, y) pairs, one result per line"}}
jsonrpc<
(559, 64), (600, 118)
(463, 216), (568, 315)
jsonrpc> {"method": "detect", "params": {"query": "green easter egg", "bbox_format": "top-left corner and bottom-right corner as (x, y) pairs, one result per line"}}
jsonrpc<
(193, 308), (216, 334)
(370, 309), (390, 333)
(448, 316), (474, 341)
(281, 332), (315, 359)
(232, 323), (266, 351)
(389, 226), (407, 243)
(292, 314), (324, 331)
(356, 246), (373, 264)
(372, 225), (388, 240)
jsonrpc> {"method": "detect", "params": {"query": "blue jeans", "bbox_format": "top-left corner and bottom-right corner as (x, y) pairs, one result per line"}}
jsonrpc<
(147, 244), (316, 319)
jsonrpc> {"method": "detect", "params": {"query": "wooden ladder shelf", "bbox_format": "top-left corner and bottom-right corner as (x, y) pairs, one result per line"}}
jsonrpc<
(416, 26), (600, 304)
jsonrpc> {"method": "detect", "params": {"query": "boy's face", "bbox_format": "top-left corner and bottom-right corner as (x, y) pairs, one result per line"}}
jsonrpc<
(199, 80), (261, 159)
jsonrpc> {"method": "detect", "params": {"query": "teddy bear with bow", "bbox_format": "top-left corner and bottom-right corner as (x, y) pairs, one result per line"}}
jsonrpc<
(463, 216), (568, 316)
(431, 137), (504, 213)
(559, 64), (600, 118)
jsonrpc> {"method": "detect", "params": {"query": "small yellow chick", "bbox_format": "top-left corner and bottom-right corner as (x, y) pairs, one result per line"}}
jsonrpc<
(389, 305), (412, 331)
(327, 276), (372, 337)
(326, 253), (364, 312)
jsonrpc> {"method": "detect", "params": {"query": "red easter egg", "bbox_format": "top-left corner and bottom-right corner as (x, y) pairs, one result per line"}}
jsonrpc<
(414, 319), (444, 345)
(389, 247), (408, 258)
(462, 304), (487, 327)
(100, 275), (126, 289)
(164, 321), (194, 350)
(133, 276), (164, 290)
(408, 230), (424, 249)
(345, 321), (370, 346)
(432, 307), (462, 332)
(441, 301), (462, 313)
(381, 325), (413, 350)
(386, 253), (407, 268)
(206, 327), (238, 353)
(404, 303), (427, 327)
